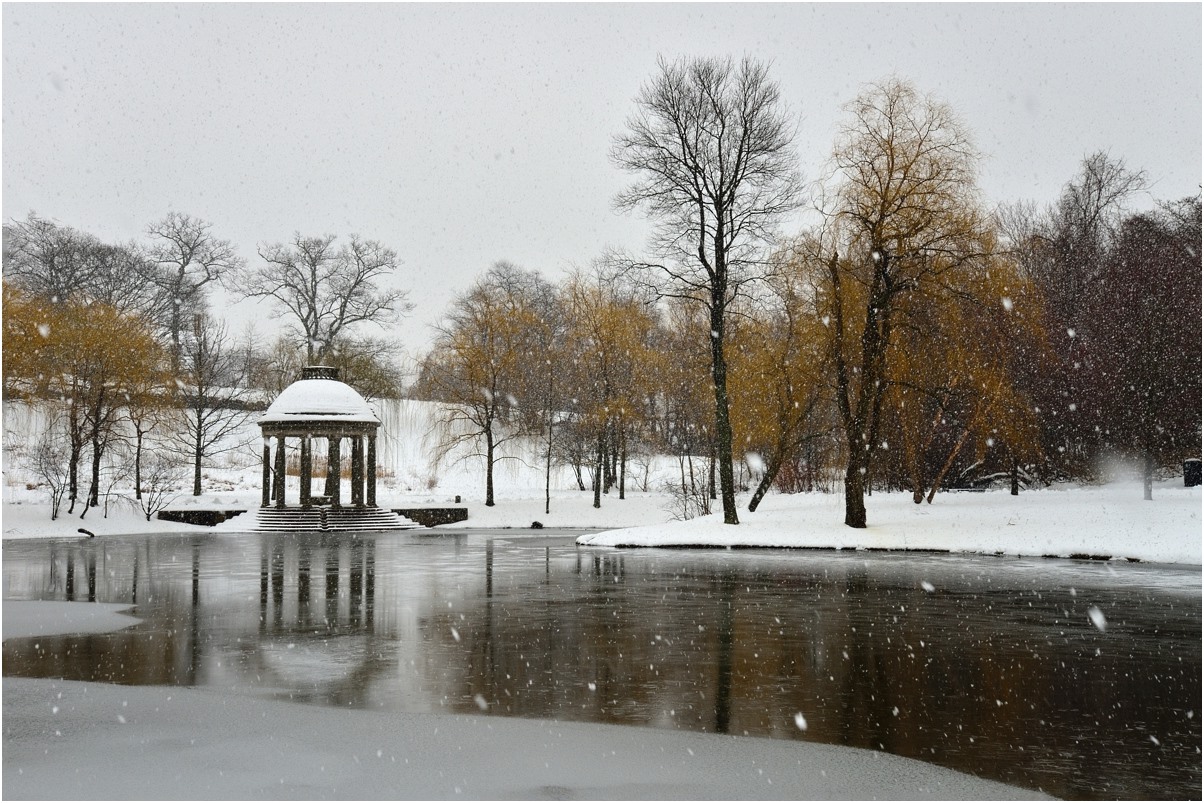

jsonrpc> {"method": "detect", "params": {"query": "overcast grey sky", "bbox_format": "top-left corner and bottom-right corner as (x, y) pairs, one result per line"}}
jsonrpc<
(4, 3), (1200, 365)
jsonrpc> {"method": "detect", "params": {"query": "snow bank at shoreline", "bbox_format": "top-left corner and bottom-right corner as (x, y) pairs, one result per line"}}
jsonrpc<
(578, 483), (1201, 565)
(5, 482), (1200, 565)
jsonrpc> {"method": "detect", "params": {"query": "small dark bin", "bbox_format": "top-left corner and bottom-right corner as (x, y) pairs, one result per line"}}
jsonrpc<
(1185, 459), (1201, 487)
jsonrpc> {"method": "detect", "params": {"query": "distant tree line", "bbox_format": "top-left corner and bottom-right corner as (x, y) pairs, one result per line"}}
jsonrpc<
(3, 213), (409, 519)
(5, 59), (1198, 531)
(413, 62), (1201, 526)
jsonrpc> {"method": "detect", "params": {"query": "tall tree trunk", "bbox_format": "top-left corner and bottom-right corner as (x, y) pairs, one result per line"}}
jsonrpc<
(544, 419), (553, 517)
(618, 428), (627, 500)
(805, 441), (815, 492)
(1143, 452), (1154, 501)
(67, 391), (83, 514)
(87, 432), (102, 508)
(603, 424), (615, 494)
(1010, 455), (1020, 496)
(484, 424), (495, 507)
(134, 428), (144, 500)
(843, 457), (868, 528)
(830, 250), (896, 529)
(593, 431), (604, 509)
(193, 413), (204, 496)
(710, 274), (739, 524)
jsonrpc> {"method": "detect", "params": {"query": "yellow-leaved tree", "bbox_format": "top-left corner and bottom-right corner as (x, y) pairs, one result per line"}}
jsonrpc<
(561, 270), (663, 508)
(417, 262), (551, 507)
(727, 260), (831, 512)
(817, 77), (1004, 528)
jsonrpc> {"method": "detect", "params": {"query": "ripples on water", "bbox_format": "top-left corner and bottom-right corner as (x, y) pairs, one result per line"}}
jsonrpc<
(3, 530), (1200, 799)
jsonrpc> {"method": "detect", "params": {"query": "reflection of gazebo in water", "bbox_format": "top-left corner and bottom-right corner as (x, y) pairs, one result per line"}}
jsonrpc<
(254, 366), (416, 532)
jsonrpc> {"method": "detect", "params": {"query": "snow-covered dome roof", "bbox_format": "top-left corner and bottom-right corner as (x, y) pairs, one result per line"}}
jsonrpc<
(259, 368), (380, 426)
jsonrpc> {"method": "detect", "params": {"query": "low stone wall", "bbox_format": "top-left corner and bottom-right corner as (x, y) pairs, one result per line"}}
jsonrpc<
(157, 510), (249, 527)
(157, 507), (469, 528)
(394, 508), (468, 527)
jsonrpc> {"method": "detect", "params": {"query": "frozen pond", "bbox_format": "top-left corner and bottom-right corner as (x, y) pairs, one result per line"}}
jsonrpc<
(3, 530), (1199, 799)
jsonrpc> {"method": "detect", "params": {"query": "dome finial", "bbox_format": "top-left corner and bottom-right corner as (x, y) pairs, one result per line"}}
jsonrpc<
(302, 365), (340, 381)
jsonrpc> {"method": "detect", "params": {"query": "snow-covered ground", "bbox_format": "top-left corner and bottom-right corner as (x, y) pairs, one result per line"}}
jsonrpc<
(5, 480), (1198, 565)
(578, 481), (1202, 565)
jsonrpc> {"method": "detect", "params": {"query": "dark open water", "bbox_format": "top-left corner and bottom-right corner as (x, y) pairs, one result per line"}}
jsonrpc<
(3, 530), (1200, 799)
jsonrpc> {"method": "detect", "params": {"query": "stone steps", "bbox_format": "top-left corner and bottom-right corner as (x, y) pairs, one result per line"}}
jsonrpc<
(251, 507), (419, 532)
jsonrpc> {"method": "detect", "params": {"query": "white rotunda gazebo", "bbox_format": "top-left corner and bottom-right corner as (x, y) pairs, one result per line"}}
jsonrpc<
(255, 366), (414, 531)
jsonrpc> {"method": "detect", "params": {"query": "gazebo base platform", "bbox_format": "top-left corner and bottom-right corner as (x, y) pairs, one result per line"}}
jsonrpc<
(252, 506), (420, 533)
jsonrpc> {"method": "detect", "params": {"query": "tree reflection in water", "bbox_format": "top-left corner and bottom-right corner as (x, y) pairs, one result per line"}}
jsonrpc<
(2, 533), (1199, 800)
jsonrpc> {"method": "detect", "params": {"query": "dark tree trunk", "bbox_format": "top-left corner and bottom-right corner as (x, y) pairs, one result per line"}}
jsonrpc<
(193, 415), (204, 496)
(544, 424), (553, 517)
(134, 428), (144, 500)
(708, 446), (717, 501)
(829, 250), (896, 529)
(593, 431), (604, 509)
(707, 226), (739, 524)
(747, 449), (785, 513)
(67, 396), (82, 514)
(925, 427), (971, 504)
(843, 459), (868, 528)
(618, 429), (627, 500)
(484, 424), (495, 507)
(87, 433), (102, 509)
(710, 294), (739, 524)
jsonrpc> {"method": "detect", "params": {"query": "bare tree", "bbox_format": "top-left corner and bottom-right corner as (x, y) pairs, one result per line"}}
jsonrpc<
(26, 414), (72, 520)
(170, 314), (256, 496)
(242, 233), (410, 365)
(1086, 198), (1202, 499)
(146, 212), (244, 374)
(612, 55), (803, 524)
(4, 215), (169, 322)
(416, 263), (545, 507)
(997, 153), (1148, 480)
(3, 214), (98, 303)
(134, 450), (185, 522)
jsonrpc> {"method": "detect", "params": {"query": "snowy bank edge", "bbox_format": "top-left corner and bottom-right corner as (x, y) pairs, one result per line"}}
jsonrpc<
(2, 676), (1048, 801)
(575, 488), (1202, 565)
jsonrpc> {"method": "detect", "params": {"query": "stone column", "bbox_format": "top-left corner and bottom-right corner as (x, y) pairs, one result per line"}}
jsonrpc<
(351, 435), (364, 508)
(366, 432), (377, 508)
(261, 437), (271, 507)
(329, 436), (342, 509)
(274, 435), (287, 509)
(299, 435), (312, 508)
